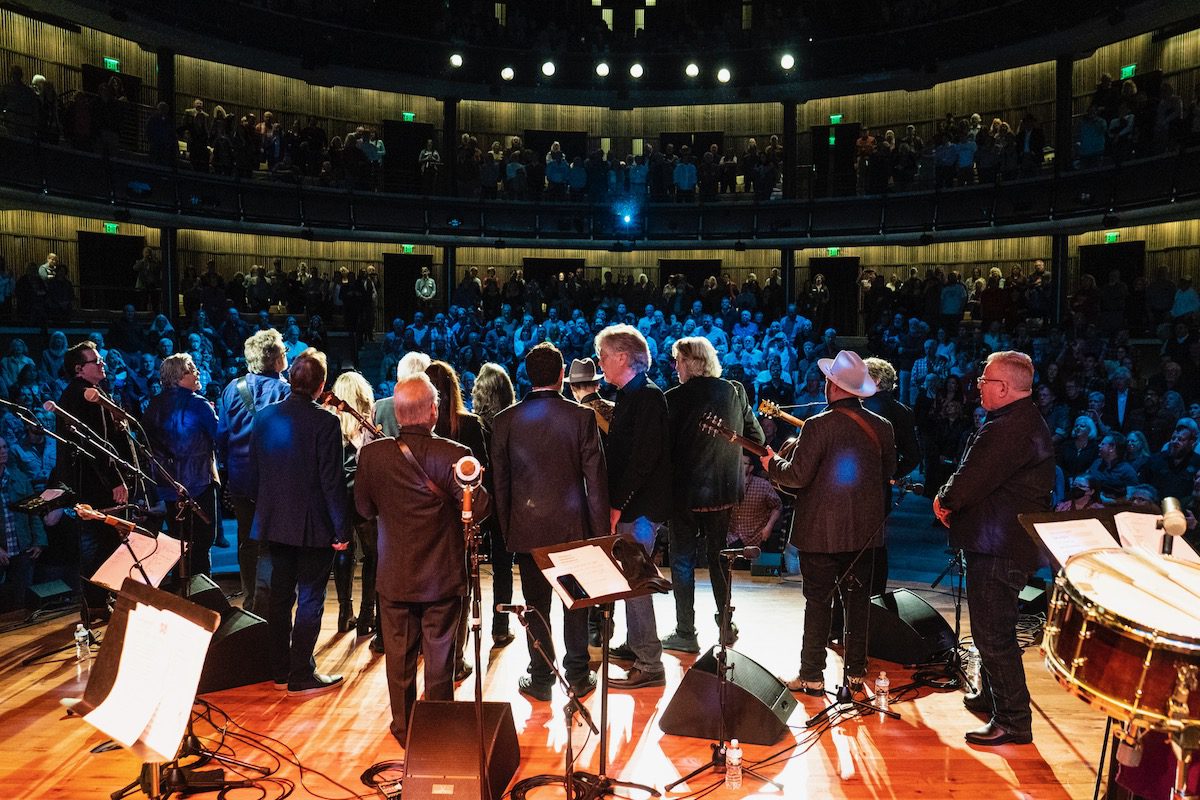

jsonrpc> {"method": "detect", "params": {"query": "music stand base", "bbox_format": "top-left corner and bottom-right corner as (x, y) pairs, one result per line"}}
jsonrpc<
(573, 770), (660, 800)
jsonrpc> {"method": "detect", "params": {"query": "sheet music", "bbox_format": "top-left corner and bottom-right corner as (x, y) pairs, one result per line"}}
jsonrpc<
(1114, 511), (1200, 563)
(548, 544), (631, 597)
(1031, 518), (1116, 566)
(91, 532), (182, 591)
(140, 611), (215, 760)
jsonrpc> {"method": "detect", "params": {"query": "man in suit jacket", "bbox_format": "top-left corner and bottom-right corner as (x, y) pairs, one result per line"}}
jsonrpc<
(491, 342), (609, 701)
(356, 372), (491, 744)
(373, 351), (431, 437)
(250, 348), (350, 696)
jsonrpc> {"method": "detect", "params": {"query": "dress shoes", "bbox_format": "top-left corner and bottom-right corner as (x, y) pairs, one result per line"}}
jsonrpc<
(492, 631), (516, 648)
(660, 631), (701, 654)
(608, 667), (666, 690)
(454, 662), (473, 683)
(288, 672), (344, 697)
(963, 691), (992, 714)
(518, 676), (553, 702)
(964, 720), (1033, 746)
(569, 671), (598, 700)
(369, 634), (385, 654)
(337, 606), (357, 633)
(608, 643), (636, 662)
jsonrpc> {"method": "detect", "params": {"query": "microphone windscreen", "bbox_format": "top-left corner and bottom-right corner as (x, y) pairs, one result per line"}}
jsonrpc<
(42, 401), (57, 412)
(83, 387), (99, 403)
(1162, 496), (1187, 537)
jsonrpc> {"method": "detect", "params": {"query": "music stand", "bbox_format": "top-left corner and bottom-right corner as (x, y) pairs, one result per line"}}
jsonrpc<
(530, 534), (670, 800)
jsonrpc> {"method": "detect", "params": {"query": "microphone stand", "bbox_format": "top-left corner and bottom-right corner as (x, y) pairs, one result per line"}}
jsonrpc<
(460, 480), (490, 800)
(913, 549), (973, 692)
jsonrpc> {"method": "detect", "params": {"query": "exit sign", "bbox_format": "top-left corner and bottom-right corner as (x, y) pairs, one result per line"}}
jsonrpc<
(401, 244), (414, 253)
(1104, 231), (1120, 244)
(103, 57), (120, 72)
(826, 247), (840, 257)
(828, 134), (836, 146)
(829, 114), (843, 125)
(1120, 64), (1136, 80)
(402, 112), (415, 122)
(103, 222), (120, 234)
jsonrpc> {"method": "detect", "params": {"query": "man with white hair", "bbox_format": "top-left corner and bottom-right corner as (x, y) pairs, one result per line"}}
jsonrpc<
(373, 351), (432, 437)
(761, 350), (895, 700)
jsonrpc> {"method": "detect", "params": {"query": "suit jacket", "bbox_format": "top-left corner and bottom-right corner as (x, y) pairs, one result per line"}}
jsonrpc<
(666, 376), (763, 511)
(490, 389), (609, 552)
(373, 396), (400, 438)
(355, 430), (490, 602)
(54, 378), (129, 504)
(249, 394), (349, 547)
(607, 372), (672, 523)
(215, 371), (290, 497)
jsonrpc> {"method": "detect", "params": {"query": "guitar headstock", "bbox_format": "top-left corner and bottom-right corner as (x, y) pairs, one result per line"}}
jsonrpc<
(699, 411), (727, 438)
(758, 399), (781, 418)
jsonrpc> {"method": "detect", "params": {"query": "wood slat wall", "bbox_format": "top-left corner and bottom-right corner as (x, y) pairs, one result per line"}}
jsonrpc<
(0, 211), (157, 279)
(1074, 30), (1200, 103)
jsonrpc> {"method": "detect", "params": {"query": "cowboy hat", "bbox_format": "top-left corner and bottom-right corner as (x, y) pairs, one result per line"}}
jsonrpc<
(563, 357), (604, 384)
(817, 350), (877, 398)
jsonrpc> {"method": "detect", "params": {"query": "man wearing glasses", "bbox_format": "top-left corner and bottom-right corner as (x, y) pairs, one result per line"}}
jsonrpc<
(934, 351), (1054, 746)
(57, 341), (132, 625)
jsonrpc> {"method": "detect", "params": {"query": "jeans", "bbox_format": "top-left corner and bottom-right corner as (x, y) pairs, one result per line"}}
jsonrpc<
(668, 508), (731, 637)
(79, 519), (119, 617)
(0, 550), (35, 611)
(965, 551), (1033, 735)
(798, 550), (873, 682)
(516, 552), (590, 685)
(165, 484), (218, 578)
(230, 495), (261, 610)
(616, 517), (664, 676)
(487, 520), (513, 635)
(266, 543), (334, 685)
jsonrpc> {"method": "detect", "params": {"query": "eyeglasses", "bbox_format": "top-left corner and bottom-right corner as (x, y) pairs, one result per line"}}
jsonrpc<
(80, 357), (105, 366)
(976, 376), (1005, 388)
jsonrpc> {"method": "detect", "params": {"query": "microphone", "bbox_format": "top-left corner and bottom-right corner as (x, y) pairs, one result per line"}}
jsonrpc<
(83, 387), (133, 423)
(719, 545), (761, 560)
(1161, 496), (1187, 537)
(495, 603), (528, 614)
(74, 504), (154, 537)
(454, 455), (483, 488)
(43, 400), (93, 434)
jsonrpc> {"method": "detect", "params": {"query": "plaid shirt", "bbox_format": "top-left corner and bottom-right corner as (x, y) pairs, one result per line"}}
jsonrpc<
(728, 473), (781, 546)
(0, 470), (16, 555)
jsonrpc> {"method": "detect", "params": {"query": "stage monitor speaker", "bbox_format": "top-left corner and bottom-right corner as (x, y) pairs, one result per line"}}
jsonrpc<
(197, 607), (272, 694)
(866, 588), (956, 665)
(404, 701), (520, 800)
(659, 648), (794, 745)
(184, 574), (230, 615)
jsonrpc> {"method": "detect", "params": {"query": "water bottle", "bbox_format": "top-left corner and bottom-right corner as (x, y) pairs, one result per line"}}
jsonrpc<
(74, 624), (90, 662)
(965, 644), (981, 691)
(725, 739), (742, 790)
(874, 671), (890, 713)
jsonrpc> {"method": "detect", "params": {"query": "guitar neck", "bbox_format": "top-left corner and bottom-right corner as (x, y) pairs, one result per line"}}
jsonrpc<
(772, 408), (806, 429)
(719, 429), (769, 458)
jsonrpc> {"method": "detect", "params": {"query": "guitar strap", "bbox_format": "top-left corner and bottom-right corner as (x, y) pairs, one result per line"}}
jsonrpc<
(395, 436), (451, 501)
(833, 406), (882, 455)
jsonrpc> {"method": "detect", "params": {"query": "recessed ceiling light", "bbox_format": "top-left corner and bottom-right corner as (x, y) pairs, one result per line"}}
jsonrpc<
(500, 66), (514, 81)
(596, 62), (609, 77)
(629, 63), (643, 78)
(780, 54), (795, 70)
(450, 53), (463, 68)
(541, 61), (555, 77)
(685, 63), (699, 78)
(717, 68), (731, 83)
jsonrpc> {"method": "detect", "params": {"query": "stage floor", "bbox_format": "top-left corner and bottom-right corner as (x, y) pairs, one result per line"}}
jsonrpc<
(0, 570), (1106, 799)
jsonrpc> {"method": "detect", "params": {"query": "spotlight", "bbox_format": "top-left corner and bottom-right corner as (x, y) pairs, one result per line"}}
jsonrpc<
(596, 62), (609, 77)
(780, 53), (795, 70)
(717, 67), (731, 83)
(450, 53), (463, 68)
(685, 62), (699, 78)
(500, 66), (514, 81)
(541, 61), (555, 77)
(629, 62), (643, 78)
(623, 214), (632, 224)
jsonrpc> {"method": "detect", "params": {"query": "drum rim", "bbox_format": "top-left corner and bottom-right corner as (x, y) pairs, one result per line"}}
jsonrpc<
(1043, 645), (1198, 730)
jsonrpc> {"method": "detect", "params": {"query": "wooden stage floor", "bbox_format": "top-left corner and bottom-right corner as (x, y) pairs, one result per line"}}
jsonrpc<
(0, 571), (1108, 799)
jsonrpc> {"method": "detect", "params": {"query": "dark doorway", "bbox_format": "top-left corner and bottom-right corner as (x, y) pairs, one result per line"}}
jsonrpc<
(523, 130), (589, 163)
(382, 252), (435, 324)
(810, 123), (860, 197)
(657, 259), (722, 309)
(77, 230), (145, 310)
(1079, 241), (1146, 288)
(382, 120), (437, 194)
(659, 131), (724, 158)
(806, 256), (860, 334)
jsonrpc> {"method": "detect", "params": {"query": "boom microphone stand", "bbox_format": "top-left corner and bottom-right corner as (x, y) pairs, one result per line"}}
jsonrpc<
(912, 549), (972, 692)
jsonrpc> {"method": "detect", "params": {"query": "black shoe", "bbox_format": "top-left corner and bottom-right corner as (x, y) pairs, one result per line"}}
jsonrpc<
(369, 634), (385, 654)
(608, 643), (636, 662)
(214, 531), (230, 548)
(588, 630), (603, 647)
(518, 676), (553, 702)
(964, 721), (1033, 746)
(660, 632), (701, 654)
(719, 622), (739, 648)
(356, 619), (375, 638)
(338, 606), (357, 633)
(608, 667), (666, 690)
(963, 692), (991, 714)
(492, 631), (516, 648)
(454, 662), (473, 683)
(288, 672), (344, 697)
(569, 671), (598, 699)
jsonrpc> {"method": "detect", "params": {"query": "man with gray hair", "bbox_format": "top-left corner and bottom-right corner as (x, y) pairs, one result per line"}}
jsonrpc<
(935, 350), (1053, 746)
(373, 351), (432, 437)
(356, 373), (491, 744)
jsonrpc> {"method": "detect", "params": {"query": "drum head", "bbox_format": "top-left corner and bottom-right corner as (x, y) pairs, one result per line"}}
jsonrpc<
(1063, 548), (1200, 643)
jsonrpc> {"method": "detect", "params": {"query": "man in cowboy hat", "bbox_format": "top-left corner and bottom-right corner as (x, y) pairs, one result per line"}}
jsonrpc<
(760, 349), (896, 699)
(564, 357), (614, 437)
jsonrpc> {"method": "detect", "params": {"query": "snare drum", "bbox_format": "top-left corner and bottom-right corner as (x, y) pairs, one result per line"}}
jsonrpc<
(1043, 548), (1200, 733)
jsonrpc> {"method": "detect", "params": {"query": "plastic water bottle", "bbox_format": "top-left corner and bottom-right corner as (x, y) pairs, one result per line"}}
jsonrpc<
(725, 739), (742, 790)
(874, 671), (890, 713)
(74, 624), (90, 662)
(965, 644), (981, 691)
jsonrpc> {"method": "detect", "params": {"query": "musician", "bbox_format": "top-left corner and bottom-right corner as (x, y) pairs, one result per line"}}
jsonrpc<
(934, 350), (1053, 746)
(373, 352), (431, 438)
(761, 350), (895, 697)
(355, 372), (490, 744)
(564, 358), (614, 437)
(664, 336), (763, 652)
(491, 342), (608, 702)
(142, 353), (219, 577)
(249, 348), (349, 697)
(594, 325), (668, 690)
(55, 341), (130, 624)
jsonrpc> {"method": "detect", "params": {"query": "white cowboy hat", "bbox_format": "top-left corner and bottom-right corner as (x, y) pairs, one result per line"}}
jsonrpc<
(817, 350), (877, 398)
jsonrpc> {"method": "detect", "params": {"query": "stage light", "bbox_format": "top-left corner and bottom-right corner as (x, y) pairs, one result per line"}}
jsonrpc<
(596, 62), (609, 77)
(717, 67), (731, 83)
(450, 53), (463, 68)
(629, 62), (643, 78)
(501, 66), (514, 81)
(685, 62), (699, 78)
(541, 61), (556, 77)
(780, 54), (795, 70)
(623, 214), (632, 224)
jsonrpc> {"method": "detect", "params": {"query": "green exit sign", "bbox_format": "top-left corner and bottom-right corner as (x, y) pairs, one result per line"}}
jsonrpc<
(829, 114), (843, 125)
(103, 57), (120, 72)
(1120, 64), (1136, 80)
(402, 112), (415, 122)
(828, 134), (836, 146)
(103, 222), (120, 234)
(1104, 231), (1120, 244)
(826, 247), (840, 257)
(401, 244), (414, 253)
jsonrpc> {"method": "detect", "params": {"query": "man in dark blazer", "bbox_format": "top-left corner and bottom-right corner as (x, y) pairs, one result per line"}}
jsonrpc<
(373, 352), (431, 437)
(491, 342), (609, 701)
(250, 348), (350, 697)
(355, 372), (491, 744)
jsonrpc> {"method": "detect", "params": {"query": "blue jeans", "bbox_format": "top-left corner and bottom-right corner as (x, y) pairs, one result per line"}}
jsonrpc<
(965, 551), (1033, 735)
(616, 517), (664, 676)
(798, 551), (873, 682)
(266, 543), (334, 684)
(668, 508), (731, 637)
